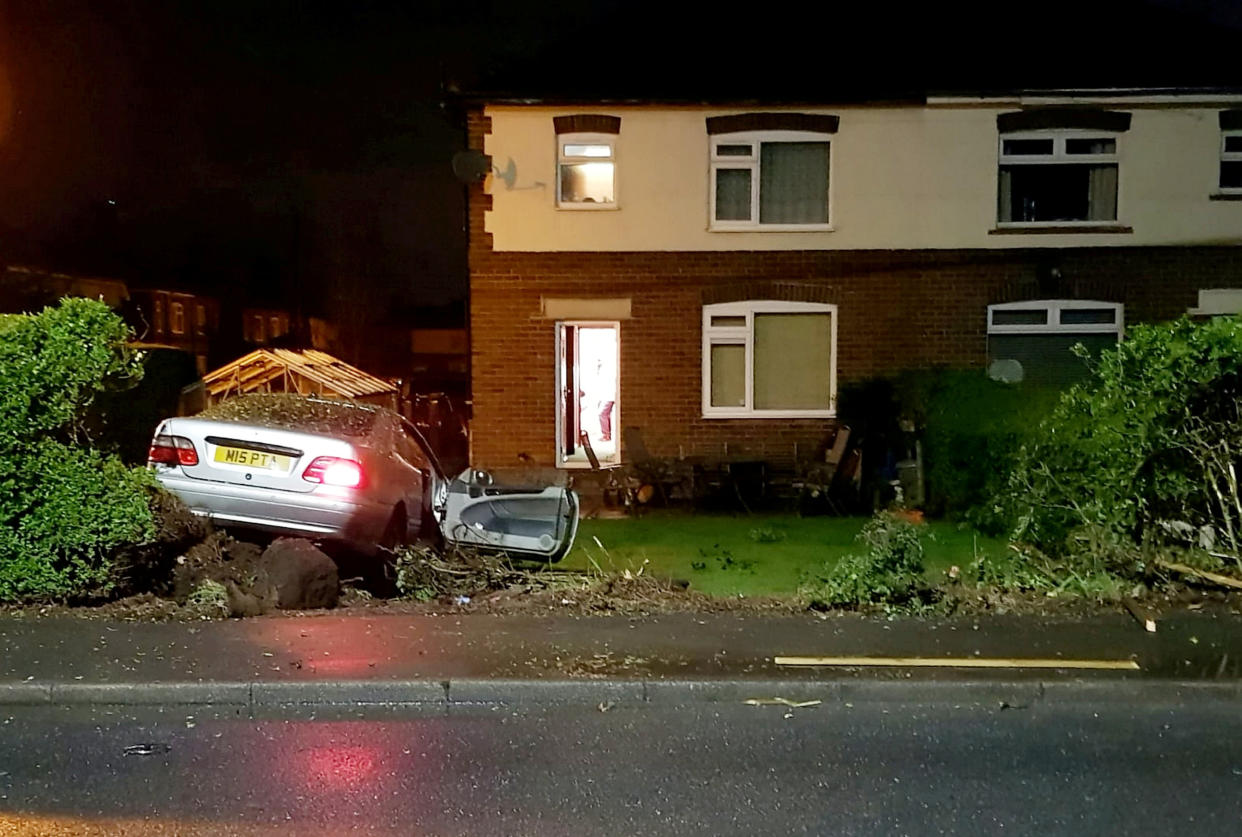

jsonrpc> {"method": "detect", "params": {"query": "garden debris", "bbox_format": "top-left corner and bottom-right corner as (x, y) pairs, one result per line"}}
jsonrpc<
(1123, 598), (1157, 632)
(198, 392), (377, 437)
(742, 697), (822, 708)
(1157, 559), (1242, 592)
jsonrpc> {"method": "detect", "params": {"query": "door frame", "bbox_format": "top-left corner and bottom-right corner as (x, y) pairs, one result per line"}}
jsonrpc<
(554, 320), (620, 470)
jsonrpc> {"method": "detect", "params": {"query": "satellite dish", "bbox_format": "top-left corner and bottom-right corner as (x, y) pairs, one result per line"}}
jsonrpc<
(988, 358), (1024, 384)
(451, 150), (492, 183)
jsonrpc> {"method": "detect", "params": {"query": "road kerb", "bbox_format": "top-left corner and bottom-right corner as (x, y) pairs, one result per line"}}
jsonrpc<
(0, 683), (52, 705)
(448, 678), (644, 705)
(0, 676), (1238, 709)
(252, 679), (447, 706)
(645, 679), (842, 705)
(51, 682), (250, 706)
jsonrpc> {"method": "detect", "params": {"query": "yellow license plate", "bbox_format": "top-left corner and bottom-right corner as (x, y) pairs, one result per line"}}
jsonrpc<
(213, 446), (292, 472)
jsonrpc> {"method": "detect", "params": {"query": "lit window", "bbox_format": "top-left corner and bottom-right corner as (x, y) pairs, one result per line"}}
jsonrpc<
(153, 299), (165, 335)
(1221, 131), (1242, 192)
(702, 301), (836, 418)
(557, 134), (615, 207)
(987, 299), (1123, 387)
(194, 304), (207, 336)
(710, 132), (831, 229)
(997, 131), (1119, 224)
(169, 302), (186, 335)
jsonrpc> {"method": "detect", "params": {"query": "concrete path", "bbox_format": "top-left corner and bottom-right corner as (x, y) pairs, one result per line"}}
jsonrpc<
(0, 610), (1238, 708)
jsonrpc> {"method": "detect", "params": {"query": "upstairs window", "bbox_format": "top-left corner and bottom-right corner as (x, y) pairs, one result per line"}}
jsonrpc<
(169, 302), (186, 335)
(557, 134), (616, 208)
(998, 132), (1119, 225)
(1221, 130), (1242, 192)
(710, 132), (831, 229)
(702, 300), (837, 418)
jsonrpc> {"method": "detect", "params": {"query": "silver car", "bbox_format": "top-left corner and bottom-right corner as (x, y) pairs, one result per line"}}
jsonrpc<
(148, 395), (579, 561)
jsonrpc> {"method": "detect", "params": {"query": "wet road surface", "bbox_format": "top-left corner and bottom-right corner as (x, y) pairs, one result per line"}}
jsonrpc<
(1, 611), (1240, 684)
(1, 700), (1239, 835)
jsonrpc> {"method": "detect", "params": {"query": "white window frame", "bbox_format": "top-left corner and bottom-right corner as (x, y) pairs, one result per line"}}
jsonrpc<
(702, 300), (837, 419)
(709, 130), (833, 232)
(987, 299), (1124, 336)
(1221, 129), (1242, 194)
(996, 129), (1121, 228)
(556, 132), (617, 210)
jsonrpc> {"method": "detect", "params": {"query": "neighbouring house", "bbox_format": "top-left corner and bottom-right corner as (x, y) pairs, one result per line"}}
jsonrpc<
(410, 327), (468, 393)
(462, 91), (1242, 483)
(127, 288), (220, 375)
(241, 307), (296, 346)
(0, 265), (129, 312)
(203, 348), (399, 411)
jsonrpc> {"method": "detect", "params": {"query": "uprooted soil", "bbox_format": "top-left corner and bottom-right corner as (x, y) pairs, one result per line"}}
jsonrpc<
(6, 525), (1242, 622)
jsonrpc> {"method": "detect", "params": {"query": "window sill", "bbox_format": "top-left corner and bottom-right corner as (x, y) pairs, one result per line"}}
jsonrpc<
(708, 224), (834, 233)
(989, 224), (1133, 235)
(556, 203), (619, 211)
(1208, 192), (1242, 201)
(703, 410), (837, 420)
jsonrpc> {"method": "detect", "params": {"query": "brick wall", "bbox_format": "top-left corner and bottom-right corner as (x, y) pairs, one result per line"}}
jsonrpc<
(465, 110), (1242, 480)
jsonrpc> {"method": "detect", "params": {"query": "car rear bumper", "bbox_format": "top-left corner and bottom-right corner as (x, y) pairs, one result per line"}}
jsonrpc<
(156, 473), (389, 543)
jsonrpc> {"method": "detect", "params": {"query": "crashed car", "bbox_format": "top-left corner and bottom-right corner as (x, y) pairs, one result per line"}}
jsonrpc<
(147, 394), (579, 561)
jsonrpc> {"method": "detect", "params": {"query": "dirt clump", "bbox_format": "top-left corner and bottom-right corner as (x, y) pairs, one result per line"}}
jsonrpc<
(260, 538), (339, 610)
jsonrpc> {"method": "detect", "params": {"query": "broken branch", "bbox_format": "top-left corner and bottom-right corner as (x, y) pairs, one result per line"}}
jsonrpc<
(1156, 559), (1242, 591)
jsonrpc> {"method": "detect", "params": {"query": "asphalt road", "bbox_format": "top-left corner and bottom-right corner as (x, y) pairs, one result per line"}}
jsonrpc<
(0, 700), (1239, 835)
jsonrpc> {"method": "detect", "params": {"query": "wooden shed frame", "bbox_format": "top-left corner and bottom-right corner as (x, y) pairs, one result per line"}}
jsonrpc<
(203, 349), (398, 409)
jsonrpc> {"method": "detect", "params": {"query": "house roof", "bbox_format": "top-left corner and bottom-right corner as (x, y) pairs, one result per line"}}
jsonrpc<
(203, 349), (397, 402)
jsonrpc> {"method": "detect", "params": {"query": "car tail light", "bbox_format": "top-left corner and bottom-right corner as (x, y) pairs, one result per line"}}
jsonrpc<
(303, 457), (365, 489)
(148, 434), (199, 467)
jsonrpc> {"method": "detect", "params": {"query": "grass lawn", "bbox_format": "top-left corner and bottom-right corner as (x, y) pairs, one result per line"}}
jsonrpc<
(556, 512), (1009, 598)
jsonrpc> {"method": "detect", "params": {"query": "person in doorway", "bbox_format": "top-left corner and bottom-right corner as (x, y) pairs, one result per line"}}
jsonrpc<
(594, 357), (616, 442)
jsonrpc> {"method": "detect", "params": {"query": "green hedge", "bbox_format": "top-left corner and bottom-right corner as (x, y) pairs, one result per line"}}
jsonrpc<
(0, 299), (159, 602)
(1004, 315), (1242, 568)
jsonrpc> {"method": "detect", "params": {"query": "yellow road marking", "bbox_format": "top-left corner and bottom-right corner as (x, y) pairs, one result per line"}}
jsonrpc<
(774, 656), (1140, 670)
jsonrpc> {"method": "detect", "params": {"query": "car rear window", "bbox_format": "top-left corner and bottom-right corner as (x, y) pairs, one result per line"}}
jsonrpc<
(198, 394), (379, 438)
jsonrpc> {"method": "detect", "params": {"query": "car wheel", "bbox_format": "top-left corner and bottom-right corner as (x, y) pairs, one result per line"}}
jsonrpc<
(380, 505), (407, 551)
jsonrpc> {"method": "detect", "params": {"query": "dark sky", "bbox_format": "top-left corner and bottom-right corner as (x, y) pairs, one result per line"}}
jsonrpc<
(0, 1), (1239, 317)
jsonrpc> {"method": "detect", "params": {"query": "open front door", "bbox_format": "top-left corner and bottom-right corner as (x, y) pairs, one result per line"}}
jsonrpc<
(440, 470), (580, 561)
(556, 322), (619, 468)
(559, 324), (580, 458)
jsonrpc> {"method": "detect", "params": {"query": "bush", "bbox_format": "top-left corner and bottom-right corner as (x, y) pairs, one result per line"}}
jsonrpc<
(921, 370), (1059, 526)
(1001, 315), (1242, 573)
(0, 299), (164, 603)
(837, 369), (1056, 523)
(800, 513), (933, 610)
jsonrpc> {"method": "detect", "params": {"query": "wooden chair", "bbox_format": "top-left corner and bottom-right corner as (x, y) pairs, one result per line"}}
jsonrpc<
(795, 424), (851, 514)
(622, 426), (693, 505)
(575, 431), (631, 509)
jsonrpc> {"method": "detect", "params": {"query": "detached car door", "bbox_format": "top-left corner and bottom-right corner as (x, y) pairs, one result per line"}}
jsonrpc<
(439, 471), (580, 562)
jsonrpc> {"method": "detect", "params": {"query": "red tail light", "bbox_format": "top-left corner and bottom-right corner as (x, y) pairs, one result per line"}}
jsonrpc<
(148, 435), (199, 467)
(303, 457), (365, 488)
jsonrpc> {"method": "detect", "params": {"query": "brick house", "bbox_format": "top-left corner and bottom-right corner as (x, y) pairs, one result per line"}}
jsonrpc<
(464, 91), (1242, 484)
(127, 288), (220, 375)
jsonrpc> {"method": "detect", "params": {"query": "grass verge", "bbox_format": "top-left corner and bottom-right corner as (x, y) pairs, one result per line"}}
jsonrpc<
(557, 512), (1007, 598)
